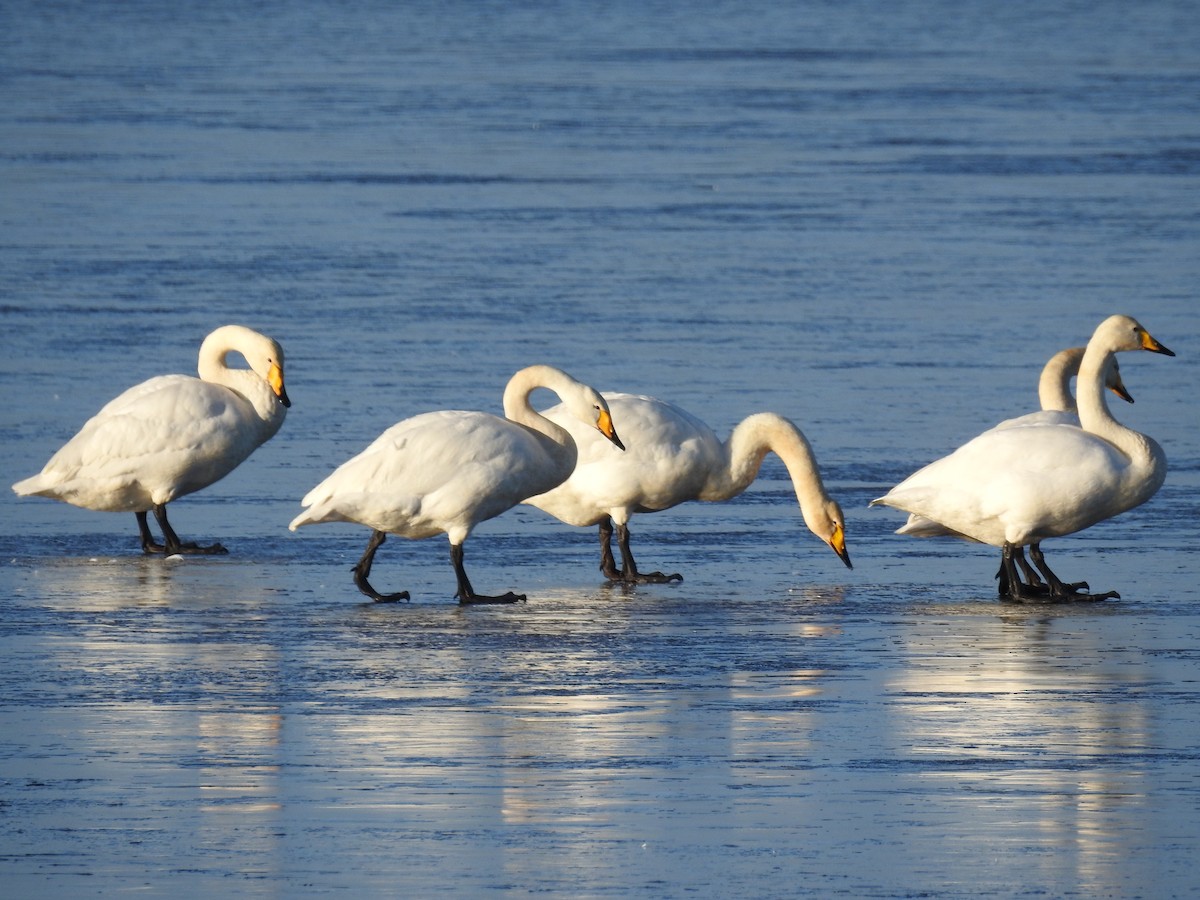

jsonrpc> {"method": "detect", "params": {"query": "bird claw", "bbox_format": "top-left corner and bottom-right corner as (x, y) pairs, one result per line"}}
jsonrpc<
(371, 591), (411, 603)
(604, 569), (683, 585)
(173, 541), (228, 556)
(458, 592), (525, 605)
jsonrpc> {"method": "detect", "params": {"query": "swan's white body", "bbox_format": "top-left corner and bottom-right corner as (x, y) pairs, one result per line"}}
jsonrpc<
(525, 393), (850, 576)
(873, 316), (1172, 566)
(897, 347), (1129, 540)
(289, 365), (623, 602)
(13, 325), (289, 549)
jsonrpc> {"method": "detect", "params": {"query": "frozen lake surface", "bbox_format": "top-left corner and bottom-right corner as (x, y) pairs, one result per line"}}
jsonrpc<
(2, 1), (1198, 896)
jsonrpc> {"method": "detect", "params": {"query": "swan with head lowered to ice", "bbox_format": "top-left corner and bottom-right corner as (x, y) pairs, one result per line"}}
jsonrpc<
(872, 315), (1174, 601)
(524, 394), (851, 583)
(288, 365), (624, 604)
(13, 325), (291, 555)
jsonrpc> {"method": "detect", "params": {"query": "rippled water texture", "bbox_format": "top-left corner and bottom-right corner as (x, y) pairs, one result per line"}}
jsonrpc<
(2, 1), (1198, 896)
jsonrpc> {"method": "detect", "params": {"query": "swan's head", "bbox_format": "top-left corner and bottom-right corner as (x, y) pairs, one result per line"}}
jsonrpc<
(809, 499), (852, 570)
(1099, 315), (1175, 358)
(201, 325), (291, 408)
(245, 331), (291, 409)
(567, 387), (625, 451)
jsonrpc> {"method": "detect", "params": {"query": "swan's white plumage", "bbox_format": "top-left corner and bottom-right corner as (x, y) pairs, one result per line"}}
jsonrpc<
(293, 408), (584, 544)
(525, 393), (850, 568)
(897, 346), (1130, 539)
(13, 324), (289, 514)
(873, 315), (1172, 552)
(288, 365), (622, 601)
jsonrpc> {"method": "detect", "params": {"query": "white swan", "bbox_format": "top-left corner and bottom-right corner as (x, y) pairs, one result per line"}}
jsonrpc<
(524, 394), (851, 583)
(872, 315), (1174, 601)
(13, 324), (290, 554)
(992, 345), (1131, 430)
(897, 346), (1132, 594)
(288, 365), (624, 604)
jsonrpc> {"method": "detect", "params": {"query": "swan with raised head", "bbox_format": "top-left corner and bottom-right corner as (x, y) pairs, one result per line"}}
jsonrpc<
(525, 394), (851, 583)
(898, 346), (1133, 595)
(872, 315), (1174, 601)
(13, 325), (291, 554)
(1002, 345), (1131, 427)
(288, 365), (624, 604)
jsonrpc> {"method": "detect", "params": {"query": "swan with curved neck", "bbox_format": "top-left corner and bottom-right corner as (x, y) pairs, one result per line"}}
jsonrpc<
(872, 315), (1174, 601)
(525, 394), (850, 583)
(1039, 345), (1131, 413)
(289, 365), (623, 604)
(13, 324), (290, 554)
(900, 345), (1132, 595)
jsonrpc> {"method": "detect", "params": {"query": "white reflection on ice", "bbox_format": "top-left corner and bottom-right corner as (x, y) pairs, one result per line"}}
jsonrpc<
(887, 606), (1151, 891)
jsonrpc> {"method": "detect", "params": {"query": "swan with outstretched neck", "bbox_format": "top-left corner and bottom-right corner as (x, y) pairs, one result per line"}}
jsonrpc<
(525, 394), (851, 583)
(872, 315), (1174, 601)
(289, 365), (624, 604)
(13, 324), (291, 555)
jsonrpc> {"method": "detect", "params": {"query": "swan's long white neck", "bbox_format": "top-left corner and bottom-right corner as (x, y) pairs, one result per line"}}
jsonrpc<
(197, 326), (286, 439)
(1076, 343), (1161, 485)
(707, 413), (834, 518)
(1037, 347), (1084, 412)
(502, 364), (579, 472)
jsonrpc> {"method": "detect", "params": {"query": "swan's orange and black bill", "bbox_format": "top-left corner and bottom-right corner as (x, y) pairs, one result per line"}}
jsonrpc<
(269, 363), (292, 407)
(598, 408), (625, 451)
(831, 523), (852, 569)
(1139, 329), (1175, 357)
(1109, 367), (1134, 404)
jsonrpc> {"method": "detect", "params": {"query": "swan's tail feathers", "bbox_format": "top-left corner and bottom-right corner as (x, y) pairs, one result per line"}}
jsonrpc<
(288, 506), (323, 531)
(288, 495), (377, 531)
(895, 514), (950, 538)
(12, 474), (43, 496)
(12, 473), (58, 498)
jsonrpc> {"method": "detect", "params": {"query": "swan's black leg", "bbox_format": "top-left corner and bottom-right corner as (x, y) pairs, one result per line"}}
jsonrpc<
(148, 504), (227, 555)
(451, 543), (523, 604)
(999, 543), (1054, 601)
(614, 522), (682, 585)
(995, 545), (1048, 597)
(1029, 543), (1119, 601)
(598, 517), (623, 580)
(1015, 548), (1047, 592)
(137, 511), (165, 553)
(352, 530), (409, 602)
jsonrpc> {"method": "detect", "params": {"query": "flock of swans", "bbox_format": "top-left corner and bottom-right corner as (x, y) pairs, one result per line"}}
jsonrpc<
(12, 314), (1174, 604)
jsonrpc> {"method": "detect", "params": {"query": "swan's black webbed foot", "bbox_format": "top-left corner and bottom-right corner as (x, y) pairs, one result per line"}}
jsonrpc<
(1028, 543), (1118, 602)
(352, 530), (410, 602)
(169, 541), (229, 556)
(999, 543), (1055, 602)
(602, 521), (682, 585)
(607, 569), (683, 585)
(995, 563), (1050, 599)
(999, 544), (1118, 603)
(449, 543), (523, 605)
(1048, 583), (1119, 602)
(137, 509), (228, 556)
(175, 542), (226, 556)
(352, 567), (410, 603)
(457, 591), (526, 605)
(1002, 583), (1057, 603)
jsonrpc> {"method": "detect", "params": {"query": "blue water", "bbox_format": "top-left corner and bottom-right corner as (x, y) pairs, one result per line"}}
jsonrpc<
(2, 1), (1199, 896)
